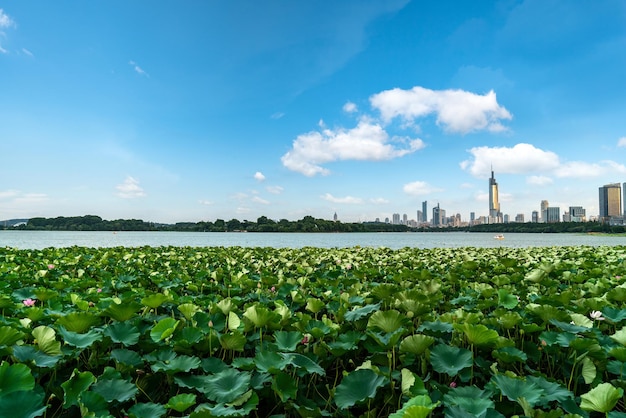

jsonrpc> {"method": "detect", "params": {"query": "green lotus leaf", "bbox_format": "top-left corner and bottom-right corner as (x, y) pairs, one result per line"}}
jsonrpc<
(128, 402), (167, 418)
(150, 318), (180, 342)
(254, 350), (289, 374)
(367, 309), (406, 333)
(103, 322), (141, 346)
(178, 326), (204, 345)
(609, 347), (626, 362)
(150, 355), (201, 373)
(273, 331), (302, 352)
(192, 391), (259, 417)
(204, 368), (251, 403)
(344, 303), (381, 322)
(429, 344), (473, 377)
(166, 393), (196, 412)
(492, 346), (527, 363)
(0, 361), (34, 396)
(0, 388), (47, 418)
(32, 325), (62, 356)
(227, 311), (241, 331)
(0, 296), (14, 309)
(272, 372), (298, 402)
(142, 293), (170, 309)
(91, 375), (138, 403)
(305, 319), (333, 338)
(61, 369), (95, 408)
(0, 326), (25, 346)
(525, 269), (546, 283)
(389, 395), (440, 418)
(498, 311), (522, 329)
(491, 374), (543, 407)
(418, 321), (453, 337)
(606, 361), (626, 379)
(497, 289), (519, 309)
(399, 334), (435, 356)
(200, 357), (229, 374)
(282, 353), (325, 376)
(602, 307), (626, 323)
(111, 348), (144, 368)
(334, 369), (388, 408)
(101, 301), (143, 322)
(401, 368), (427, 397)
(455, 323), (499, 347)
(11, 345), (61, 368)
(243, 304), (278, 328)
(33, 288), (58, 301)
(219, 331), (247, 351)
(178, 303), (200, 321)
(306, 298), (325, 314)
(327, 331), (364, 355)
(549, 319), (591, 334)
(216, 298), (235, 315)
(79, 390), (109, 416)
(58, 327), (102, 348)
(580, 382), (623, 413)
(526, 376), (573, 405)
(443, 386), (494, 416)
(611, 326), (626, 346)
(174, 374), (211, 391)
(26, 307), (46, 322)
(569, 313), (593, 328)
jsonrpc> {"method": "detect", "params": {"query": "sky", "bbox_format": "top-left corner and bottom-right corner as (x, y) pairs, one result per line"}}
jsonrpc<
(1, 1), (626, 224)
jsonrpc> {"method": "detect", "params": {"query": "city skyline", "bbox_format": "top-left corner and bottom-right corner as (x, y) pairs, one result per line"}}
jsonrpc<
(1, 2), (626, 224)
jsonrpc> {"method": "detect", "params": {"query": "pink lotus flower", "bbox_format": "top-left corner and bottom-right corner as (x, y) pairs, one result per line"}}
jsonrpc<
(270, 286), (276, 292)
(97, 288), (102, 293)
(47, 264), (55, 269)
(301, 335), (310, 345)
(23, 298), (36, 307)
(449, 382), (457, 388)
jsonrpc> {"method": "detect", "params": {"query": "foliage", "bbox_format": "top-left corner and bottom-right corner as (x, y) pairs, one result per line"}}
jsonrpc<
(1, 244), (626, 416)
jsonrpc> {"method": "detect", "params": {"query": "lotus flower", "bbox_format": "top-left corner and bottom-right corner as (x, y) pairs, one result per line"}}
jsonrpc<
(23, 298), (36, 307)
(590, 310), (605, 321)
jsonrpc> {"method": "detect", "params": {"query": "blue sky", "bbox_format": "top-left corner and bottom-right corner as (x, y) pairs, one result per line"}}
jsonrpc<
(1, 1), (625, 224)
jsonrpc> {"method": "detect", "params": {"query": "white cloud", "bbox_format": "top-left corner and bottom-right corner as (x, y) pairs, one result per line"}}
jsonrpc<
(402, 181), (443, 196)
(129, 60), (148, 76)
(617, 137), (626, 148)
(15, 193), (48, 204)
(116, 176), (146, 198)
(198, 200), (213, 206)
(369, 197), (389, 204)
(281, 120), (425, 176)
(271, 112), (285, 119)
(527, 175), (553, 186)
(0, 189), (20, 199)
(553, 161), (605, 178)
(0, 45), (6, 54)
(460, 143), (560, 177)
(252, 196), (270, 205)
(321, 193), (363, 204)
(236, 206), (251, 214)
(370, 86), (512, 134)
(266, 185), (284, 194)
(22, 48), (33, 57)
(254, 171), (266, 181)
(0, 9), (15, 29)
(343, 101), (358, 113)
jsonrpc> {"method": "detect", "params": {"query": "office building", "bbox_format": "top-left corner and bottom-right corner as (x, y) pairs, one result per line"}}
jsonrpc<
(546, 207), (561, 223)
(532, 211), (539, 223)
(489, 169), (501, 223)
(432, 204), (441, 226)
(599, 183), (622, 221)
(540, 200), (549, 223)
(392, 213), (401, 225)
(422, 201), (428, 223)
(568, 206), (586, 222)
(515, 213), (524, 223)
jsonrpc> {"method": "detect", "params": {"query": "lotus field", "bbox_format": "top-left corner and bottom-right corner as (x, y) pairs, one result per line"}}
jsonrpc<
(3, 245), (626, 417)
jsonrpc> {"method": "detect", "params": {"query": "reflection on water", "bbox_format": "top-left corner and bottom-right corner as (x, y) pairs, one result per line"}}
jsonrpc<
(1, 230), (625, 249)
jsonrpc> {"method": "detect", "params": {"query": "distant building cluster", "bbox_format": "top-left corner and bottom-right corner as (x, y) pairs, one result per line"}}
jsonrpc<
(347, 172), (626, 228)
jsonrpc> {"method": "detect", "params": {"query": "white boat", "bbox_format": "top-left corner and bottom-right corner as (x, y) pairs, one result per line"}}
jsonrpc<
(494, 234), (505, 240)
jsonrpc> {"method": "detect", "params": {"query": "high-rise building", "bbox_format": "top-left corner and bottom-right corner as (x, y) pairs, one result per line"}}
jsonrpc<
(422, 201), (428, 223)
(432, 204), (441, 226)
(402, 214), (408, 225)
(515, 213), (524, 223)
(599, 183), (622, 221)
(392, 213), (401, 225)
(569, 206), (586, 222)
(540, 200), (549, 223)
(546, 207), (560, 223)
(532, 211), (539, 223)
(489, 169), (501, 222)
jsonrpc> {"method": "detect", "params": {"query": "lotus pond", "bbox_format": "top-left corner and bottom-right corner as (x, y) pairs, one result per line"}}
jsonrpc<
(2, 245), (626, 417)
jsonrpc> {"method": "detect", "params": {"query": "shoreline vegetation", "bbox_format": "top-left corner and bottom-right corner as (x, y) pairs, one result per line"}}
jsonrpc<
(2, 214), (626, 234)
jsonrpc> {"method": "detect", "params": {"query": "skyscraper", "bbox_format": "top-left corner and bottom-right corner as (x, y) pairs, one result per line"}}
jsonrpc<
(489, 169), (501, 222)
(599, 183), (622, 220)
(422, 201), (428, 223)
(432, 203), (441, 226)
(540, 200), (549, 223)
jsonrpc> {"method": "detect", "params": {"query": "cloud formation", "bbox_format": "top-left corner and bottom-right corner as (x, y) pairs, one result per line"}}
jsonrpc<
(618, 137), (626, 148)
(116, 176), (146, 198)
(461, 143), (626, 179)
(321, 193), (363, 204)
(370, 87), (512, 134)
(266, 185), (283, 194)
(254, 171), (266, 181)
(343, 101), (358, 113)
(281, 120), (424, 176)
(0, 9), (14, 29)
(129, 60), (148, 76)
(527, 175), (553, 186)
(402, 181), (443, 196)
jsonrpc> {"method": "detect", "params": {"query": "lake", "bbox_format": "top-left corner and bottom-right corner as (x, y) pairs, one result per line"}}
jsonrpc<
(1, 230), (624, 249)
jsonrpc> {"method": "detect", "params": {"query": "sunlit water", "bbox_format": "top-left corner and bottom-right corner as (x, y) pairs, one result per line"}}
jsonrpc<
(1, 230), (624, 249)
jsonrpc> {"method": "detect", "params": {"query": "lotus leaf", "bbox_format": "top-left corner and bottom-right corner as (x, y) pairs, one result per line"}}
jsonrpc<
(150, 318), (180, 342)
(456, 323), (499, 347)
(0, 361), (34, 396)
(272, 372), (298, 402)
(580, 382), (623, 413)
(110, 348), (144, 368)
(128, 402), (167, 418)
(443, 386), (494, 416)
(491, 375), (543, 406)
(102, 300), (143, 322)
(103, 322), (140, 346)
(429, 344), (473, 377)
(367, 309), (406, 333)
(602, 307), (626, 323)
(150, 355), (201, 373)
(166, 393), (197, 412)
(203, 368), (251, 403)
(178, 303), (200, 320)
(344, 303), (381, 322)
(219, 331), (247, 351)
(58, 327), (102, 348)
(12, 345), (61, 368)
(61, 369), (95, 407)
(142, 293), (170, 309)
(0, 388), (47, 418)
(32, 325), (62, 356)
(0, 326), (25, 346)
(389, 394), (440, 418)
(399, 334), (435, 355)
(273, 330), (302, 352)
(610, 326), (626, 346)
(334, 369), (388, 408)
(91, 369), (138, 403)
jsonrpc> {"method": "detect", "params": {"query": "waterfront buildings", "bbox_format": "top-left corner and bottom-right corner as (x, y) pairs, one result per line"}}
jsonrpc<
(599, 183), (622, 221)
(488, 169), (502, 223)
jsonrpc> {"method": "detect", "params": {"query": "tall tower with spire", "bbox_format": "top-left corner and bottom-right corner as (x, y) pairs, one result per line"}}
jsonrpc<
(489, 167), (501, 223)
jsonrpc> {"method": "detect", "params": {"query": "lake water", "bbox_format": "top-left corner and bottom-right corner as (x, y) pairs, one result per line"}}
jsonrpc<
(1, 230), (624, 249)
